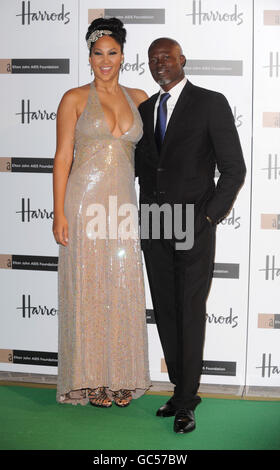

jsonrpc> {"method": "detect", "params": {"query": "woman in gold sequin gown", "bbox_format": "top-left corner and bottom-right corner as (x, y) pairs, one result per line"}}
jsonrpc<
(52, 18), (151, 406)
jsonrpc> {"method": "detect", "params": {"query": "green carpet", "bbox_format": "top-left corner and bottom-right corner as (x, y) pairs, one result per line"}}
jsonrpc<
(0, 384), (279, 450)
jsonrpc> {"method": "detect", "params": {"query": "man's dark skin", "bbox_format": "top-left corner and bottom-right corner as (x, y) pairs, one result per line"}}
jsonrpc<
(136, 38), (246, 434)
(148, 38), (185, 90)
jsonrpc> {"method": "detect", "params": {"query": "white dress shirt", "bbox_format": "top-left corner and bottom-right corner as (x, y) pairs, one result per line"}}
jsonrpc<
(154, 76), (188, 130)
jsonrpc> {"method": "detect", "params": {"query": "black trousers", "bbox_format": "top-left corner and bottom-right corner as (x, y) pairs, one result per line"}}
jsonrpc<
(143, 217), (216, 410)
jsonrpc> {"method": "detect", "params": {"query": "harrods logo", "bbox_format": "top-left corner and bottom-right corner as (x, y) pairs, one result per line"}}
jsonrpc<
(16, 100), (56, 124)
(261, 154), (280, 180)
(258, 314), (280, 329)
(233, 106), (243, 128)
(16, 197), (53, 222)
(256, 353), (280, 378)
(120, 54), (145, 76)
(185, 1), (243, 26)
(220, 208), (241, 229)
(259, 255), (280, 281)
(263, 52), (279, 77)
(16, 1), (70, 25)
(141, 308), (239, 327)
(261, 214), (280, 230)
(0, 59), (69, 74)
(263, 10), (280, 26)
(17, 294), (57, 319)
(88, 8), (165, 25)
(206, 307), (238, 328)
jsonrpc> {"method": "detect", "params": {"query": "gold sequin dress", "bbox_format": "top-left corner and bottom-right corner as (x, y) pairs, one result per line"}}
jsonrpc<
(56, 81), (151, 405)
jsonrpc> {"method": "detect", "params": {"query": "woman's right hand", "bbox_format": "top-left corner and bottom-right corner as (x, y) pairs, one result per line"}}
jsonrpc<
(52, 213), (69, 246)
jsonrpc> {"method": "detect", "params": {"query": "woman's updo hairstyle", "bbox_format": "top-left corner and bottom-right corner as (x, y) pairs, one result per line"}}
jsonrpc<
(86, 17), (127, 55)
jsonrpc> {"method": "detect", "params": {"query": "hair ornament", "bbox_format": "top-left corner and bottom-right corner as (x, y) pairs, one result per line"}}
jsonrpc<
(87, 29), (113, 50)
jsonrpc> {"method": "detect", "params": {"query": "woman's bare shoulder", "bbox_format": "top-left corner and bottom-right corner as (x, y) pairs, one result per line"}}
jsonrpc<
(60, 83), (91, 104)
(58, 84), (91, 118)
(124, 86), (149, 107)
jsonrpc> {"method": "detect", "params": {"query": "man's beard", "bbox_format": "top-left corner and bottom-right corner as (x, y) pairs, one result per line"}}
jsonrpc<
(156, 76), (172, 86)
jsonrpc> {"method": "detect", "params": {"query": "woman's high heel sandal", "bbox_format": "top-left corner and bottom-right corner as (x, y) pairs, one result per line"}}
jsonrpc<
(112, 389), (132, 407)
(88, 387), (112, 408)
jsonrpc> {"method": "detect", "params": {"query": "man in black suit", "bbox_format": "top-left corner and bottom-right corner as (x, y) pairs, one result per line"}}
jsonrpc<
(135, 38), (246, 434)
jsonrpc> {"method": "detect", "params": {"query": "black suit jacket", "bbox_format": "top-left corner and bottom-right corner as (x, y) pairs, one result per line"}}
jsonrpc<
(135, 80), (246, 225)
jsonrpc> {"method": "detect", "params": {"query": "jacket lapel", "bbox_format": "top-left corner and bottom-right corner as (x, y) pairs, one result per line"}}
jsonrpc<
(144, 92), (159, 157)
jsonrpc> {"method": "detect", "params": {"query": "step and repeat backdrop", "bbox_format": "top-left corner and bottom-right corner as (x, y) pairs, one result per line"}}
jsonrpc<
(0, 0), (279, 388)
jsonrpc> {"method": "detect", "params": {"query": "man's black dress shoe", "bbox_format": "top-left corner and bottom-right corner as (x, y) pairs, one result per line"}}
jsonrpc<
(156, 401), (177, 417)
(173, 409), (195, 434)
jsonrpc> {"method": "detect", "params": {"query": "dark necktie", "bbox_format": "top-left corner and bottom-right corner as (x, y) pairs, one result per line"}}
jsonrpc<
(154, 92), (170, 151)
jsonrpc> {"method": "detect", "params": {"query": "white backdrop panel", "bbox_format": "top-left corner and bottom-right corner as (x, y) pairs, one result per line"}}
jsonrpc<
(246, 0), (280, 386)
(0, 0), (278, 388)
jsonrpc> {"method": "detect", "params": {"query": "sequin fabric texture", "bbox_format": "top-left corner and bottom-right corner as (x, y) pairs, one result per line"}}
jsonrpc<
(56, 81), (151, 405)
